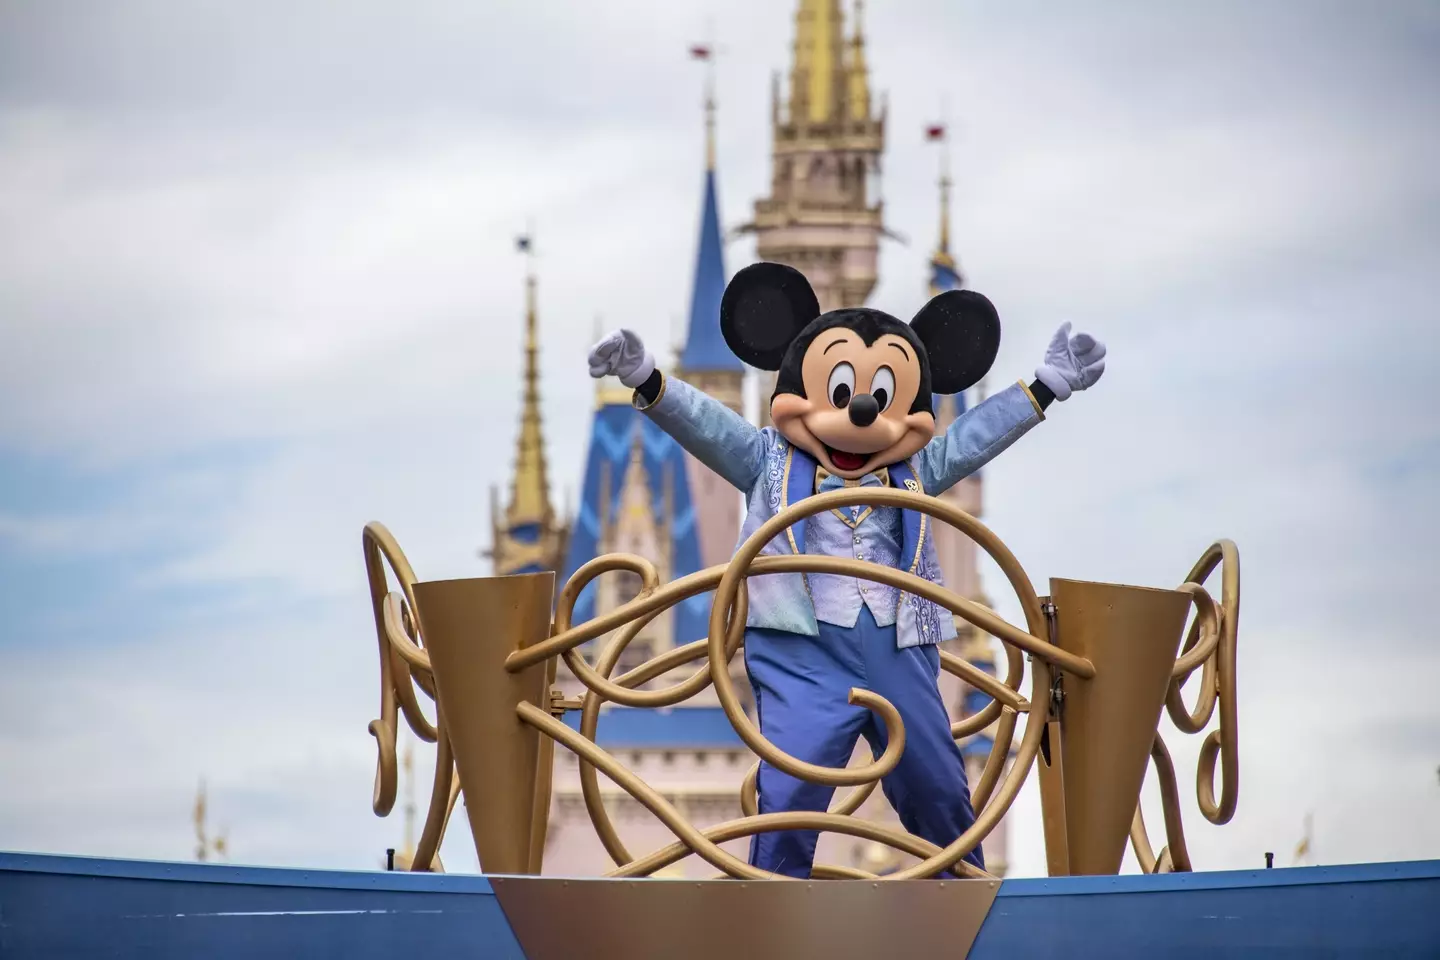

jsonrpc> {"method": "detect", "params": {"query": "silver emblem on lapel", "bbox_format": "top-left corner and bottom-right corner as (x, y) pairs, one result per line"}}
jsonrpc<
(903, 478), (920, 493)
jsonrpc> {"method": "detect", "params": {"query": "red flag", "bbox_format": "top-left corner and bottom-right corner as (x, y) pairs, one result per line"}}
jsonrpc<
(925, 124), (946, 141)
(690, 45), (712, 60)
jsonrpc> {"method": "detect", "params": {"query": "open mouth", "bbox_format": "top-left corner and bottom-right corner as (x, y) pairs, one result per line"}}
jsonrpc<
(825, 447), (868, 472)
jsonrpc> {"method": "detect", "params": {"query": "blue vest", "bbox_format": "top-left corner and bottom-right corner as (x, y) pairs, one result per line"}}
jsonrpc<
(735, 432), (954, 649)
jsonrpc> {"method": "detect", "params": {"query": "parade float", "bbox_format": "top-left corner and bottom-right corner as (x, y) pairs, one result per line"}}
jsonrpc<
(4, 505), (1437, 958)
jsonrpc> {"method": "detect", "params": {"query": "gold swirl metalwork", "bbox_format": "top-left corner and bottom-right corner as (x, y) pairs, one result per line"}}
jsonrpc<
(370, 492), (1241, 879)
(1129, 540), (1241, 874)
(361, 521), (459, 872)
(511, 487), (1091, 880)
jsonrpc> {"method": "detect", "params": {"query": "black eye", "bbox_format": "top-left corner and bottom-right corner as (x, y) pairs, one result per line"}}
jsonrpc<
(871, 366), (895, 412)
(828, 362), (855, 408)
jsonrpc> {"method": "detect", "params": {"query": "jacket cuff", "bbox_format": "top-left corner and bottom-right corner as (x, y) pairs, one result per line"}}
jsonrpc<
(1017, 379), (1046, 421)
(633, 371), (668, 411)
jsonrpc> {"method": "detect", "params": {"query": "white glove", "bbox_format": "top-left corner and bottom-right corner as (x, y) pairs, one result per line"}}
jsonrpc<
(587, 328), (655, 389)
(1035, 322), (1106, 401)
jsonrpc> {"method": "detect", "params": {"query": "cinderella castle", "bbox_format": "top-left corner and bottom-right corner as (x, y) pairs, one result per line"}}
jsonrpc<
(486, 0), (1014, 879)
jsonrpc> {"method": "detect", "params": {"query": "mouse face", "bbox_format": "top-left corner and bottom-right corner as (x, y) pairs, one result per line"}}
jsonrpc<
(720, 262), (1002, 481)
(770, 312), (936, 477)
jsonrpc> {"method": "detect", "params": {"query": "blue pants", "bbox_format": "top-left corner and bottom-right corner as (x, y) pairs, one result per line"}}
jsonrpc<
(744, 605), (985, 878)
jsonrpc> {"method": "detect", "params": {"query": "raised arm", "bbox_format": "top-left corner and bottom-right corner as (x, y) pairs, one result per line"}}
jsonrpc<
(916, 322), (1106, 495)
(916, 382), (1046, 495)
(588, 329), (766, 492)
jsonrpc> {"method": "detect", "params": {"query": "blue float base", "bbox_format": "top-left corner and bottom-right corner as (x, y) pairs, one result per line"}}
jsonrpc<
(2, 851), (1438, 958)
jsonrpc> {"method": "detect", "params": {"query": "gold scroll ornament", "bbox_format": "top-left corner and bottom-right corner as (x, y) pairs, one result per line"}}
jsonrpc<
(363, 488), (1240, 880)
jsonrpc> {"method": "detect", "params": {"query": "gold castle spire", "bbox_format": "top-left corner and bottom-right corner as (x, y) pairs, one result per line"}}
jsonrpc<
(790, 0), (846, 124)
(506, 239), (553, 529)
(846, 0), (871, 121)
(488, 233), (569, 577)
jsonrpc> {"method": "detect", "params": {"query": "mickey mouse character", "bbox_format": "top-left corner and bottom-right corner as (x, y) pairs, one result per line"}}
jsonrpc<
(588, 262), (1105, 878)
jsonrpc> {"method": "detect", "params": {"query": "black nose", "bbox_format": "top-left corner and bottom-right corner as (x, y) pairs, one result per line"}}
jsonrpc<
(848, 393), (879, 427)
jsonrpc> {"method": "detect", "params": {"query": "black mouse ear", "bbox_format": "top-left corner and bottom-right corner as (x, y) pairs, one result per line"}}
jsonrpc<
(720, 262), (820, 371)
(910, 290), (1001, 395)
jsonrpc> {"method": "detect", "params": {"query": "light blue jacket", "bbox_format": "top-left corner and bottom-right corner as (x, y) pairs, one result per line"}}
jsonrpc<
(637, 375), (1044, 648)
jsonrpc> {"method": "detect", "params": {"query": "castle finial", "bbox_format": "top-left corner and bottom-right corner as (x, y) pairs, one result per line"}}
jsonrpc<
(790, 1), (846, 125)
(504, 230), (554, 529)
(925, 119), (963, 296)
(690, 38), (718, 171)
(846, 0), (870, 121)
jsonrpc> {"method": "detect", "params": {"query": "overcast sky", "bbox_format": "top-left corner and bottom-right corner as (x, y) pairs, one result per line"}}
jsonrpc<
(1, 0), (1437, 877)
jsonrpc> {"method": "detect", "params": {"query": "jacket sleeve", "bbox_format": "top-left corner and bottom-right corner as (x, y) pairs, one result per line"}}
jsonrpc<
(916, 381), (1046, 495)
(635, 373), (767, 492)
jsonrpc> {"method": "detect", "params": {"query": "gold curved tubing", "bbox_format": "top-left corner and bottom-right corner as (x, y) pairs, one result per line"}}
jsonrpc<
(364, 525), (436, 742)
(574, 601), (683, 867)
(739, 761), (879, 821)
(740, 763), (758, 817)
(1170, 584), (1220, 681)
(883, 656), (1051, 881)
(561, 580), (748, 711)
(570, 585), (752, 869)
(365, 716), (397, 818)
(518, 701), (790, 880)
(522, 700), (996, 882)
(938, 649), (1029, 712)
(612, 636), (720, 688)
(1164, 583), (1221, 734)
(829, 779), (879, 817)
(1186, 542), (1240, 825)
(1128, 734), (1192, 874)
(363, 524), (436, 817)
(610, 810), (986, 880)
(362, 523), (465, 868)
(382, 592), (434, 674)
(514, 554), (692, 672)
(522, 492), (1087, 678)
(707, 865), (883, 880)
(1130, 540), (1242, 871)
(1130, 805), (1158, 874)
(948, 640), (1025, 769)
(495, 489), (1118, 881)
(735, 666), (1017, 822)
(970, 706), (1019, 814)
(410, 722), (458, 873)
(706, 488), (1053, 878)
(556, 553), (659, 622)
(809, 864), (881, 880)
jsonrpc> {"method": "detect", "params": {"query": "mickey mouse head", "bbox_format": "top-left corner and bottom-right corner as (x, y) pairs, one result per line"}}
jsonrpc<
(721, 262), (1000, 479)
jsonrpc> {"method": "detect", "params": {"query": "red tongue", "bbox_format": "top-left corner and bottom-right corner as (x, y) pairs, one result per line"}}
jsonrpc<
(829, 449), (866, 471)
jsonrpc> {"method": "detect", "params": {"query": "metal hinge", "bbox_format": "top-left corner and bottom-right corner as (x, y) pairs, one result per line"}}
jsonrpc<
(1041, 598), (1064, 721)
(549, 690), (582, 717)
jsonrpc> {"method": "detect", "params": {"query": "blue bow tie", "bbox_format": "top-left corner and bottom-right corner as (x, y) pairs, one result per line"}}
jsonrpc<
(817, 470), (888, 494)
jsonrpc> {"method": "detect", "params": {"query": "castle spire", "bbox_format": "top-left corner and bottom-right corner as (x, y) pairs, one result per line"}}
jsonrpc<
(846, 0), (871, 121)
(937, 137), (952, 257)
(487, 233), (570, 578)
(680, 49), (742, 374)
(926, 123), (963, 297)
(505, 235), (552, 529)
(790, 0), (846, 124)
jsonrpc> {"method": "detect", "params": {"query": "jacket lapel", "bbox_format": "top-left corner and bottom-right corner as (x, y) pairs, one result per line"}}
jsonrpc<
(888, 460), (926, 575)
(782, 445), (819, 554)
